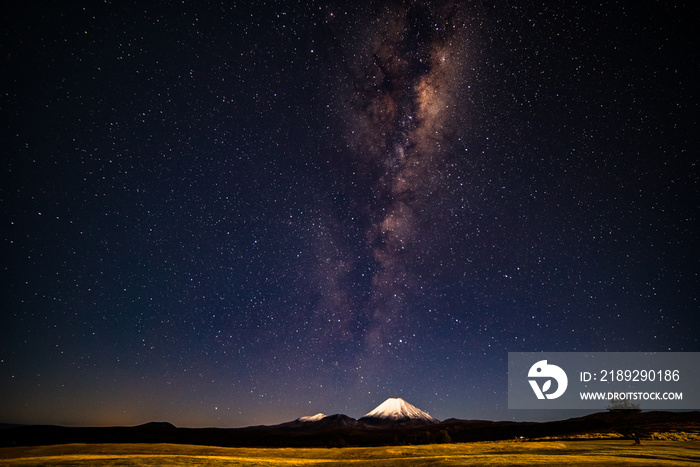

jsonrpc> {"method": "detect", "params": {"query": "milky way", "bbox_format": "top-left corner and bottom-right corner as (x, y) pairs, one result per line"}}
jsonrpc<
(334, 3), (472, 361)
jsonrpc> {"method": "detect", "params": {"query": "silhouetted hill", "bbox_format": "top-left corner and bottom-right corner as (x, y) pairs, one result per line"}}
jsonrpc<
(136, 422), (177, 430)
(359, 416), (438, 429)
(0, 424), (24, 430)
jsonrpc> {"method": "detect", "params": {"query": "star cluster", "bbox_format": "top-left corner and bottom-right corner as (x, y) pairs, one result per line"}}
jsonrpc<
(1, 1), (697, 427)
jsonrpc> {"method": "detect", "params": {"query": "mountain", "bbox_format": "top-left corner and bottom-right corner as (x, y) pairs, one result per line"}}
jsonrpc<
(306, 414), (364, 430)
(297, 413), (326, 422)
(275, 413), (364, 431)
(360, 398), (439, 426)
(136, 422), (176, 430)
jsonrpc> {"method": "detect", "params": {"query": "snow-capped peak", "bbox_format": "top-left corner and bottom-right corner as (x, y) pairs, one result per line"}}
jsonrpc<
(297, 413), (326, 422)
(362, 398), (438, 422)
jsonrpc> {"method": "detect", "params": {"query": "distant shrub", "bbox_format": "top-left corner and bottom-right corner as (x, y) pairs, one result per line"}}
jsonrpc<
(435, 430), (452, 444)
(607, 399), (642, 444)
(606, 399), (641, 413)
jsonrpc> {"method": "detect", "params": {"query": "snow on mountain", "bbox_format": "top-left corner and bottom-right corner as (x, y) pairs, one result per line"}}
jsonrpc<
(361, 398), (438, 423)
(297, 413), (326, 422)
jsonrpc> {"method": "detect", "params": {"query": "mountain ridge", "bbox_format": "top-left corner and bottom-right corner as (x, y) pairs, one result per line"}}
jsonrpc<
(1, 410), (699, 448)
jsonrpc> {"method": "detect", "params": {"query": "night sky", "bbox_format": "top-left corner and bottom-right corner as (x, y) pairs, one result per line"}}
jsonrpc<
(1, 1), (697, 428)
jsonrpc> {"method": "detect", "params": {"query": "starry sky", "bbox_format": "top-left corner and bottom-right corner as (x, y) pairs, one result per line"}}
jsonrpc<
(1, 1), (697, 428)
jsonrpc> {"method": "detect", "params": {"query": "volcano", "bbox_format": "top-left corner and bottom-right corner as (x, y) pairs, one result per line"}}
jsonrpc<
(359, 397), (439, 426)
(297, 413), (326, 422)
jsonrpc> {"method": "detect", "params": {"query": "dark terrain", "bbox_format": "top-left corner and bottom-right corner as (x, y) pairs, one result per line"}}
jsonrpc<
(1, 411), (698, 448)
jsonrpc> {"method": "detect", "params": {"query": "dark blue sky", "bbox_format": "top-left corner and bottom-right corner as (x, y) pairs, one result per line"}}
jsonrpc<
(1, 1), (697, 427)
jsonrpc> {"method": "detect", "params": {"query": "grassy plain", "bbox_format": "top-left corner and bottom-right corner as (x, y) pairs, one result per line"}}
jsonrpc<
(0, 440), (698, 466)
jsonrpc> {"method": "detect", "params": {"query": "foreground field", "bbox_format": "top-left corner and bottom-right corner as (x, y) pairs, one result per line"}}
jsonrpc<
(0, 440), (698, 466)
